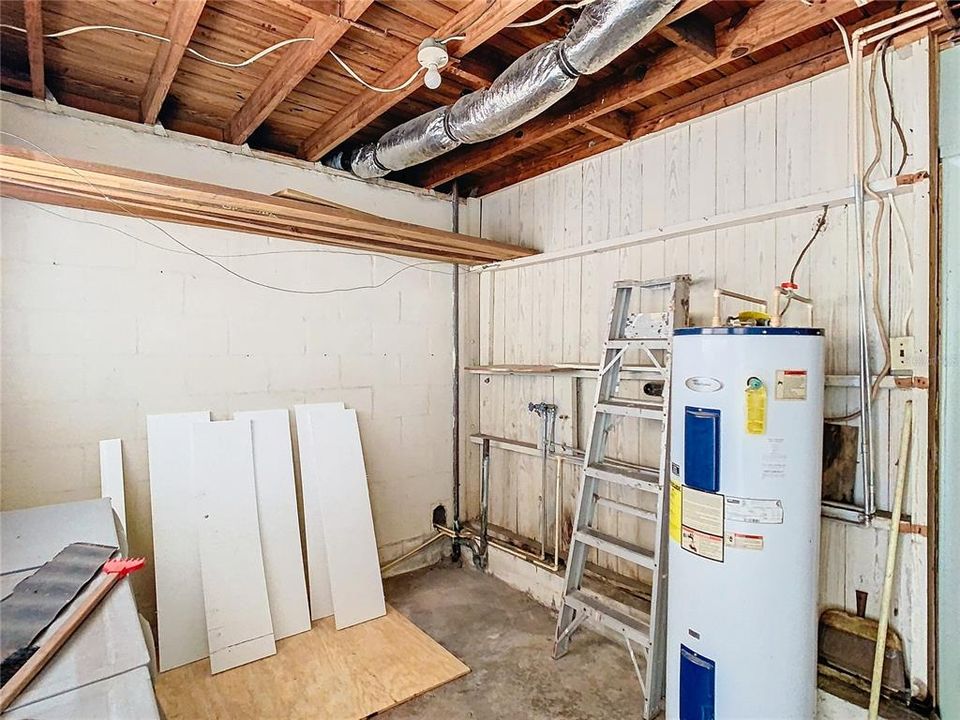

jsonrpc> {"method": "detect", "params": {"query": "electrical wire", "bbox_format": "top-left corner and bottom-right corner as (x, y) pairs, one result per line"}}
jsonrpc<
(827, 40), (897, 423)
(0, 23), (417, 92)
(1, 131), (453, 295)
(506, 0), (598, 29)
(328, 50), (423, 93)
(25, 202), (453, 274)
(780, 205), (829, 317)
(880, 44), (909, 175)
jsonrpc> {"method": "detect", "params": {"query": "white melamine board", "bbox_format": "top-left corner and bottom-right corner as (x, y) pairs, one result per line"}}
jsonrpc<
(233, 409), (311, 640)
(192, 420), (276, 674)
(308, 406), (385, 629)
(147, 411), (211, 672)
(99, 439), (125, 532)
(293, 402), (342, 621)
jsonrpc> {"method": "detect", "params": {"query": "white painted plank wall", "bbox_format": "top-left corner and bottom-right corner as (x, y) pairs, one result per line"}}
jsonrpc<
(473, 41), (931, 696)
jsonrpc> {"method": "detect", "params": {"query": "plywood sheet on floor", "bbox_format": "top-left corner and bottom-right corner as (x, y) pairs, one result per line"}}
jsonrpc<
(154, 605), (469, 720)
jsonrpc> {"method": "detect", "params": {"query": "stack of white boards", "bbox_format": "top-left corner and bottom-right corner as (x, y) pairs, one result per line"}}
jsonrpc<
(145, 404), (384, 674)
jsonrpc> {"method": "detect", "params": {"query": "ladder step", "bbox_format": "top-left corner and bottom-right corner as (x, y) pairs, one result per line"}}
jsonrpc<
(596, 398), (664, 420)
(564, 590), (651, 648)
(574, 528), (656, 569)
(605, 338), (670, 350)
(595, 496), (658, 523)
(585, 462), (661, 493)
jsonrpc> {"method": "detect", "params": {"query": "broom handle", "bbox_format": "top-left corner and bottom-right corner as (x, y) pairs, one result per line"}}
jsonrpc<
(868, 400), (913, 719)
(0, 572), (121, 712)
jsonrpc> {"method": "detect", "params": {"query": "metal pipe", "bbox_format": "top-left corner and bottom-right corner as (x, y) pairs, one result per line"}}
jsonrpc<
(451, 182), (462, 560)
(529, 402), (559, 560)
(379, 532), (446, 574)
(845, 2), (939, 524)
(478, 437), (491, 568)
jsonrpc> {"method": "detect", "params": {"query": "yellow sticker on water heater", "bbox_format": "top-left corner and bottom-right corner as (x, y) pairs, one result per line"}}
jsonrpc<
(669, 480), (682, 543)
(745, 376), (767, 435)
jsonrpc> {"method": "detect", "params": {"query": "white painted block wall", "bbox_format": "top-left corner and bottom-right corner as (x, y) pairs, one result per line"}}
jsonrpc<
(0, 95), (480, 627)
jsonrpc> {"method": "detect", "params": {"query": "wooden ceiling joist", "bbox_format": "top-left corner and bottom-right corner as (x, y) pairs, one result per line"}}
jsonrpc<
(23, 0), (44, 100)
(657, 13), (717, 62)
(141, 0), (206, 125)
(298, 0), (542, 163)
(0, 145), (534, 264)
(223, 1), (374, 145)
(414, 0), (862, 191)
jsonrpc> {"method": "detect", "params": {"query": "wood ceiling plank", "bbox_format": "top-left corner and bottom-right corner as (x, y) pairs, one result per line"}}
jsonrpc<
(658, 13), (717, 62)
(414, 0), (861, 189)
(23, 0), (44, 99)
(223, 2), (373, 145)
(141, 0), (206, 124)
(298, 0), (543, 162)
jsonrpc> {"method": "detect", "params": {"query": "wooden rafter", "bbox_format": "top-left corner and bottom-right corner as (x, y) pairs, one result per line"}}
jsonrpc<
(936, 0), (959, 27)
(658, 14), (717, 62)
(298, 0), (542, 162)
(23, 0), (44, 100)
(0, 145), (534, 264)
(414, 0), (862, 190)
(224, 1), (373, 145)
(140, 0), (206, 125)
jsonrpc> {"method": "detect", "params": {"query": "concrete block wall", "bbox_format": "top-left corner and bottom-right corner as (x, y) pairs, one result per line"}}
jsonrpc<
(0, 95), (479, 626)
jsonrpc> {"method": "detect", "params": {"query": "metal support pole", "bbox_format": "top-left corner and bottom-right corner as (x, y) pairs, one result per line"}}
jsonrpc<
(451, 182), (462, 561)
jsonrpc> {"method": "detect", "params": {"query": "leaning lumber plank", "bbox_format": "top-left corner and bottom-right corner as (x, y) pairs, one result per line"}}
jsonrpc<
(0, 145), (535, 264)
(147, 411), (211, 672)
(192, 420), (276, 674)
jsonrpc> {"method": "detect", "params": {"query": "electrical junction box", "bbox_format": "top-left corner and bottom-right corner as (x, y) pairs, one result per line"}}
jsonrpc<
(891, 336), (915, 375)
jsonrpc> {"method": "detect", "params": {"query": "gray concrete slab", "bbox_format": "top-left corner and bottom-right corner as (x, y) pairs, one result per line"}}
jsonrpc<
(383, 563), (644, 720)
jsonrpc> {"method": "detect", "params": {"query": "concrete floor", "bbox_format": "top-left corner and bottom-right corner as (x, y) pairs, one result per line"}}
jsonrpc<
(382, 562), (644, 720)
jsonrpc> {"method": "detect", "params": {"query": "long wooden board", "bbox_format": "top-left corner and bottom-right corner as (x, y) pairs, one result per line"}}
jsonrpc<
(192, 420), (276, 674)
(147, 411), (211, 672)
(0, 145), (535, 264)
(309, 407), (385, 629)
(233, 409), (311, 640)
(154, 606), (470, 720)
(293, 403), (340, 621)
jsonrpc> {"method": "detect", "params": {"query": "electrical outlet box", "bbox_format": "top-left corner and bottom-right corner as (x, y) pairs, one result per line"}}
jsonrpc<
(891, 336), (915, 375)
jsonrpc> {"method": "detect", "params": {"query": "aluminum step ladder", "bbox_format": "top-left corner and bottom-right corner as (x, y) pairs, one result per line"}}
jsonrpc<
(553, 275), (690, 720)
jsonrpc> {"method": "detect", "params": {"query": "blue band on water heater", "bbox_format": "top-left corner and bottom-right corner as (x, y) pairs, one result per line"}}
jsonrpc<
(684, 407), (721, 492)
(680, 644), (716, 720)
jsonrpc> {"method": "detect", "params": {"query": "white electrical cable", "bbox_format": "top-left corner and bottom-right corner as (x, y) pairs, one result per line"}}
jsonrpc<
(27, 202), (453, 274)
(506, 0), (598, 29)
(0, 22), (418, 92)
(832, 18), (853, 63)
(1, 131), (454, 295)
(328, 50), (423, 93)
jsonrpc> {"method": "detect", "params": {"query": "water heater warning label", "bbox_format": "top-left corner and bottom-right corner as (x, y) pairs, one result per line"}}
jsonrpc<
(680, 487), (724, 562)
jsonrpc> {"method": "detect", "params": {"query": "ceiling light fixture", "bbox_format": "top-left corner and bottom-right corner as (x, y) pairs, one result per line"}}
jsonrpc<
(418, 39), (449, 90)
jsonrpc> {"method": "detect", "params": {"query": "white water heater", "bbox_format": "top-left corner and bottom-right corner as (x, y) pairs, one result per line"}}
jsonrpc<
(666, 327), (825, 719)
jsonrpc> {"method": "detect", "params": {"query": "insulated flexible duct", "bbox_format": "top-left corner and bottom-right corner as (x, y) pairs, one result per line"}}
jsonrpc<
(332, 0), (679, 179)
